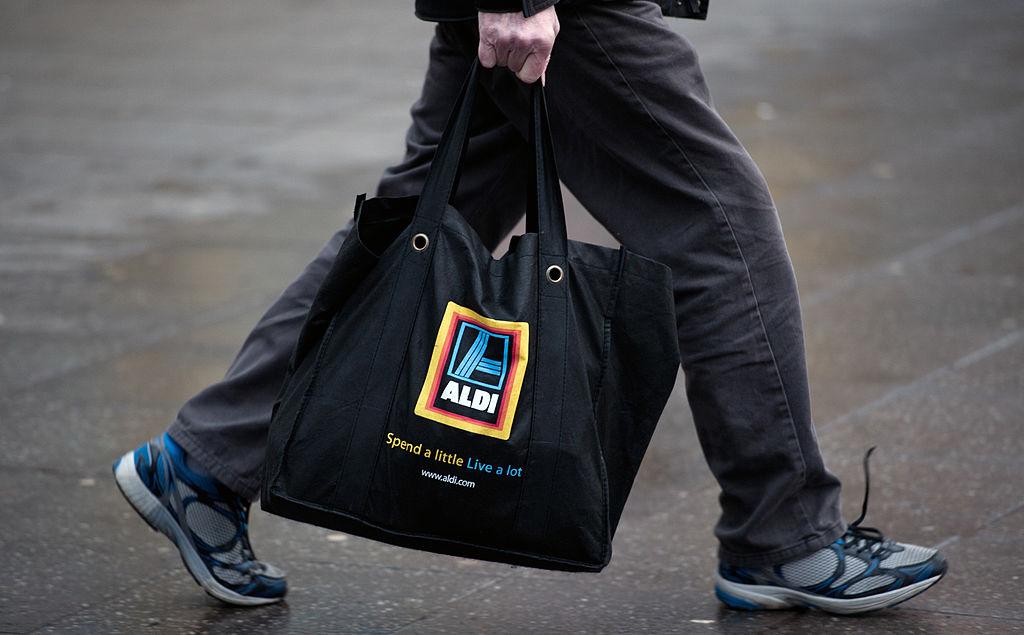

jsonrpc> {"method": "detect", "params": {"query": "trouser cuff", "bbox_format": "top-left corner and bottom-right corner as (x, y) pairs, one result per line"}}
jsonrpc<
(717, 520), (847, 567)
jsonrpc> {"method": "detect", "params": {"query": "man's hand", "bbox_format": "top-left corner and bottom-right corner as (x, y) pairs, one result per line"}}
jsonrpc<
(478, 7), (559, 84)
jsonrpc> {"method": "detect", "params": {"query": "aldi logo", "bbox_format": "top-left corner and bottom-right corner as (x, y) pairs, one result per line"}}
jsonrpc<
(415, 302), (529, 440)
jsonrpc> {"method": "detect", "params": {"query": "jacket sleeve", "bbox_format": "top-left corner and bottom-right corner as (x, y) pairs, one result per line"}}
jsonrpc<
(660, 0), (709, 20)
(476, 0), (558, 18)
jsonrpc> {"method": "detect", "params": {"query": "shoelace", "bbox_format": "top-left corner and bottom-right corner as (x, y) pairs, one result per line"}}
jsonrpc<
(843, 447), (896, 557)
(196, 494), (273, 580)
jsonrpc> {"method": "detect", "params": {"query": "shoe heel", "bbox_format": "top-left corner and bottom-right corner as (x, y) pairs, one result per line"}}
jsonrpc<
(715, 573), (797, 611)
(113, 452), (170, 536)
(715, 585), (765, 610)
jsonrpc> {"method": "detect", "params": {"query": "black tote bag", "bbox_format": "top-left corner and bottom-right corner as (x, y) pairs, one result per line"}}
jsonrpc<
(261, 65), (680, 572)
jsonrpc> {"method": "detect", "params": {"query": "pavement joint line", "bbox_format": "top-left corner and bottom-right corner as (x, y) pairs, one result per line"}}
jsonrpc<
(803, 200), (1024, 308)
(953, 329), (1023, 370)
(0, 462), (95, 478)
(148, 236), (337, 255)
(899, 606), (1024, 624)
(390, 572), (516, 633)
(0, 227), (327, 255)
(983, 498), (1024, 527)
(0, 289), (281, 400)
(817, 328), (1024, 434)
(936, 496), (1024, 551)
(726, 612), (811, 632)
(932, 534), (960, 551)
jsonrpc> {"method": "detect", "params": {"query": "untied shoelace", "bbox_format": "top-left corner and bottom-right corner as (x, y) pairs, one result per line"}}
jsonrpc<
(843, 446), (896, 557)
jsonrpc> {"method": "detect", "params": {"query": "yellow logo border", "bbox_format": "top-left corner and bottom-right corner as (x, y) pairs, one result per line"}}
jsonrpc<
(414, 301), (529, 441)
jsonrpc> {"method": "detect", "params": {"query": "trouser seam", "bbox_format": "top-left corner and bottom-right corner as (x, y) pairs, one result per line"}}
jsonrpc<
(575, 6), (816, 536)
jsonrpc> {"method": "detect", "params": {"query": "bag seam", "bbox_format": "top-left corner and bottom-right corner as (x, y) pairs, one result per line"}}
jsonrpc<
(355, 221), (445, 515)
(273, 313), (341, 493)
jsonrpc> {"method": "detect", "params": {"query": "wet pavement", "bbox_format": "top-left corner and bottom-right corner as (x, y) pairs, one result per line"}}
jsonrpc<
(1, 0), (1022, 632)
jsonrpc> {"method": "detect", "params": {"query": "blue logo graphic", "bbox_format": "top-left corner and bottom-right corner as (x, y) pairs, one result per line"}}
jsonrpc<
(447, 323), (510, 391)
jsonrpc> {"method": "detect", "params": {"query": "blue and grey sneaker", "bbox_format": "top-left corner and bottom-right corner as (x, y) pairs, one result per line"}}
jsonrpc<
(113, 433), (286, 606)
(715, 449), (947, 615)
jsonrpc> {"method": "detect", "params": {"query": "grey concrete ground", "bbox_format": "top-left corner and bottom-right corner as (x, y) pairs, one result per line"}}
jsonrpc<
(1, 0), (1022, 632)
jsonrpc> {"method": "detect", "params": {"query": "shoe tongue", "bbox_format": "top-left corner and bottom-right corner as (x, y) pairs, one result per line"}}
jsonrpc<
(177, 453), (237, 503)
(163, 433), (227, 498)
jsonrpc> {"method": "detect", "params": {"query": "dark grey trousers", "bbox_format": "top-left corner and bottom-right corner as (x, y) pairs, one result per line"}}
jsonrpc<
(168, 0), (844, 567)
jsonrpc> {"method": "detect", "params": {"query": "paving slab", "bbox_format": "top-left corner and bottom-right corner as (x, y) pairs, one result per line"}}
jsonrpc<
(817, 334), (1024, 541)
(916, 508), (1024, 622)
(37, 564), (505, 634)
(803, 258), (1024, 424)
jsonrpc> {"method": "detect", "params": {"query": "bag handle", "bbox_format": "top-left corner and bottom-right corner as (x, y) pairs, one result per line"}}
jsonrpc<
(526, 82), (568, 258)
(413, 63), (568, 259)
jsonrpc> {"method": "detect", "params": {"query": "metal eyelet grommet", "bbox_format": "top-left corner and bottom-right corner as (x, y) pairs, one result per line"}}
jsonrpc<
(412, 233), (429, 251)
(545, 264), (564, 283)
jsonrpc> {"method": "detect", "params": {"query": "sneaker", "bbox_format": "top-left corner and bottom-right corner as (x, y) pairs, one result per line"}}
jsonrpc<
(113, 433), (287, 606)
(714, 448), (947, 615)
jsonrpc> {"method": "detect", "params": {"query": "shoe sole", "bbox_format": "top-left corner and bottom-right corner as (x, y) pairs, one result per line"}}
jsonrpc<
(715, 571), (944, 615)
(113, 450), (282, 607)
